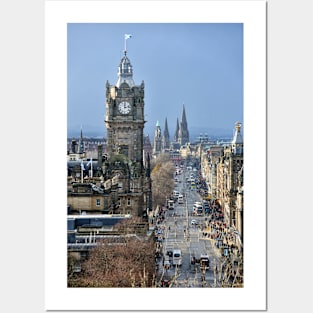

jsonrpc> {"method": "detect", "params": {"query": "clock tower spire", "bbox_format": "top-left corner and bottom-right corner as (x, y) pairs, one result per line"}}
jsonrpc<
(116, 50), (135, 88)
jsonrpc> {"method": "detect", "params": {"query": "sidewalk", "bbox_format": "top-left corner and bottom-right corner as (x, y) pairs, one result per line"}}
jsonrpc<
(199, 221), (241, 259)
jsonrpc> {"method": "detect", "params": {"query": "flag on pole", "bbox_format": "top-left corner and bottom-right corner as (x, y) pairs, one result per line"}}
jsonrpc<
(87, 158), (93, 177)
(87, 159), (92, 167)
(124, 34), (132, 52)
(80, 161), (85, 183)
(90, 158), (93, 178)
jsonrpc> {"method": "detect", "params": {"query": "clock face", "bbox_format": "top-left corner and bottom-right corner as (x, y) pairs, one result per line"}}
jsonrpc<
(118, 101), (131, 114)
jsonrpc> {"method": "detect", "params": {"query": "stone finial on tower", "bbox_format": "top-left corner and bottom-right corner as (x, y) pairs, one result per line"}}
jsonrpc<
(231, 121), (243, 155)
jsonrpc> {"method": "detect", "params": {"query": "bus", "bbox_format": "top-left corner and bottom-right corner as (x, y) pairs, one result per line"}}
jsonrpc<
(193, 202), (203, 216)
(172, 249), (182, 266)
(200, 254), (210, 270)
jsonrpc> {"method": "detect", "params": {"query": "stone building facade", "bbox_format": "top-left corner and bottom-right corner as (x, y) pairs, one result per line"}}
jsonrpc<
(221, 122), (244, 236)
(200, 122), (244, 240)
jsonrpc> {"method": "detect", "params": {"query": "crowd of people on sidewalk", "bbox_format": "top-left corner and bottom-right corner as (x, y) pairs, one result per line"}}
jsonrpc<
(203, 220), (238, 255)
(198, 199), (241, 257)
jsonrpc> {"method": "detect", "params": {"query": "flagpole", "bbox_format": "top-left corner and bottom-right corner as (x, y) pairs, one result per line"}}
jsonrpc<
(81, 161), (84, 183)
(124, 34), (132, 53)
(91, 158), (93, 178)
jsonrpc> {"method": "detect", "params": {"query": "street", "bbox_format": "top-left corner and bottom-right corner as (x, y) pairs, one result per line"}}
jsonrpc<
(155, 166), (224, 288)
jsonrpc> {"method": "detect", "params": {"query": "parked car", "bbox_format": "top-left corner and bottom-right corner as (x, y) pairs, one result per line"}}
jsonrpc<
(163, 256), (171, 269)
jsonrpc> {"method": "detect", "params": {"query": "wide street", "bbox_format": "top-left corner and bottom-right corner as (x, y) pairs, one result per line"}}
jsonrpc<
(155, 166), (223, 288)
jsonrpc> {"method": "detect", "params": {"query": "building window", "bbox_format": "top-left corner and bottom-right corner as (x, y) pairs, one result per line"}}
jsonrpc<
(127, 198), (131, 206)
(96, 199), (101, 206)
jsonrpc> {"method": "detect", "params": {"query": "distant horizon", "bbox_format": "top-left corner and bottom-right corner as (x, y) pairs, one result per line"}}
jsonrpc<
(67, 124), (239, 141)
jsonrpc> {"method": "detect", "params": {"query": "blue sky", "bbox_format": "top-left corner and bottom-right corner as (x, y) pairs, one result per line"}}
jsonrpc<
(67, 23), (243, 140)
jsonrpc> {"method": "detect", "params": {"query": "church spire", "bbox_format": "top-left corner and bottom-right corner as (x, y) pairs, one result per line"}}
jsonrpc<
(178, 103), (189, 145)
(181, 103), (187, 124)
(78, 125), (84, 154)
(174, 118), (179, 142)
(162, 117), (170, 151)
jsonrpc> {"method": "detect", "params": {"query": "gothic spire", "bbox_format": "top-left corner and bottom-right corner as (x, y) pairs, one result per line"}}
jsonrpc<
(174, 118), (179, 142)
(178, 103), (189, 145)
(163, 118), (169, 138)
(162, 117), (170, 150)
(78, 125), (84, 154)
(181, 103), (187, 125)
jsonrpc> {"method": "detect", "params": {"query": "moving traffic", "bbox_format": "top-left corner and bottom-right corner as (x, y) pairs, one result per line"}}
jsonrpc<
(153, 163), (243, 287)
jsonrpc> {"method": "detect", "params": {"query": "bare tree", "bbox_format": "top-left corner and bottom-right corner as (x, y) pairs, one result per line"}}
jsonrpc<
(151, 153), (175, 207)
(68, 217), (156, 287)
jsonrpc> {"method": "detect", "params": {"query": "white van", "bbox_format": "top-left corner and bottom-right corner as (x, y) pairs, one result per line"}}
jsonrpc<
(167, 199), (174, 210)
(178, 194), (184, 204)
(172, 249), (182, 266)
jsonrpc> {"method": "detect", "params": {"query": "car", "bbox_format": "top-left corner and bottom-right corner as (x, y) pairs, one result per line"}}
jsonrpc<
(163, 256), (171, 269)
(191, 219), (199, 225)
(166, 250), (173, 257)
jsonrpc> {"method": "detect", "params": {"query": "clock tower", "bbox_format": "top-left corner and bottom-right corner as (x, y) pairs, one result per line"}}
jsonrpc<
(103, 44), (150, 218)
(105, 50), (145, 169)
